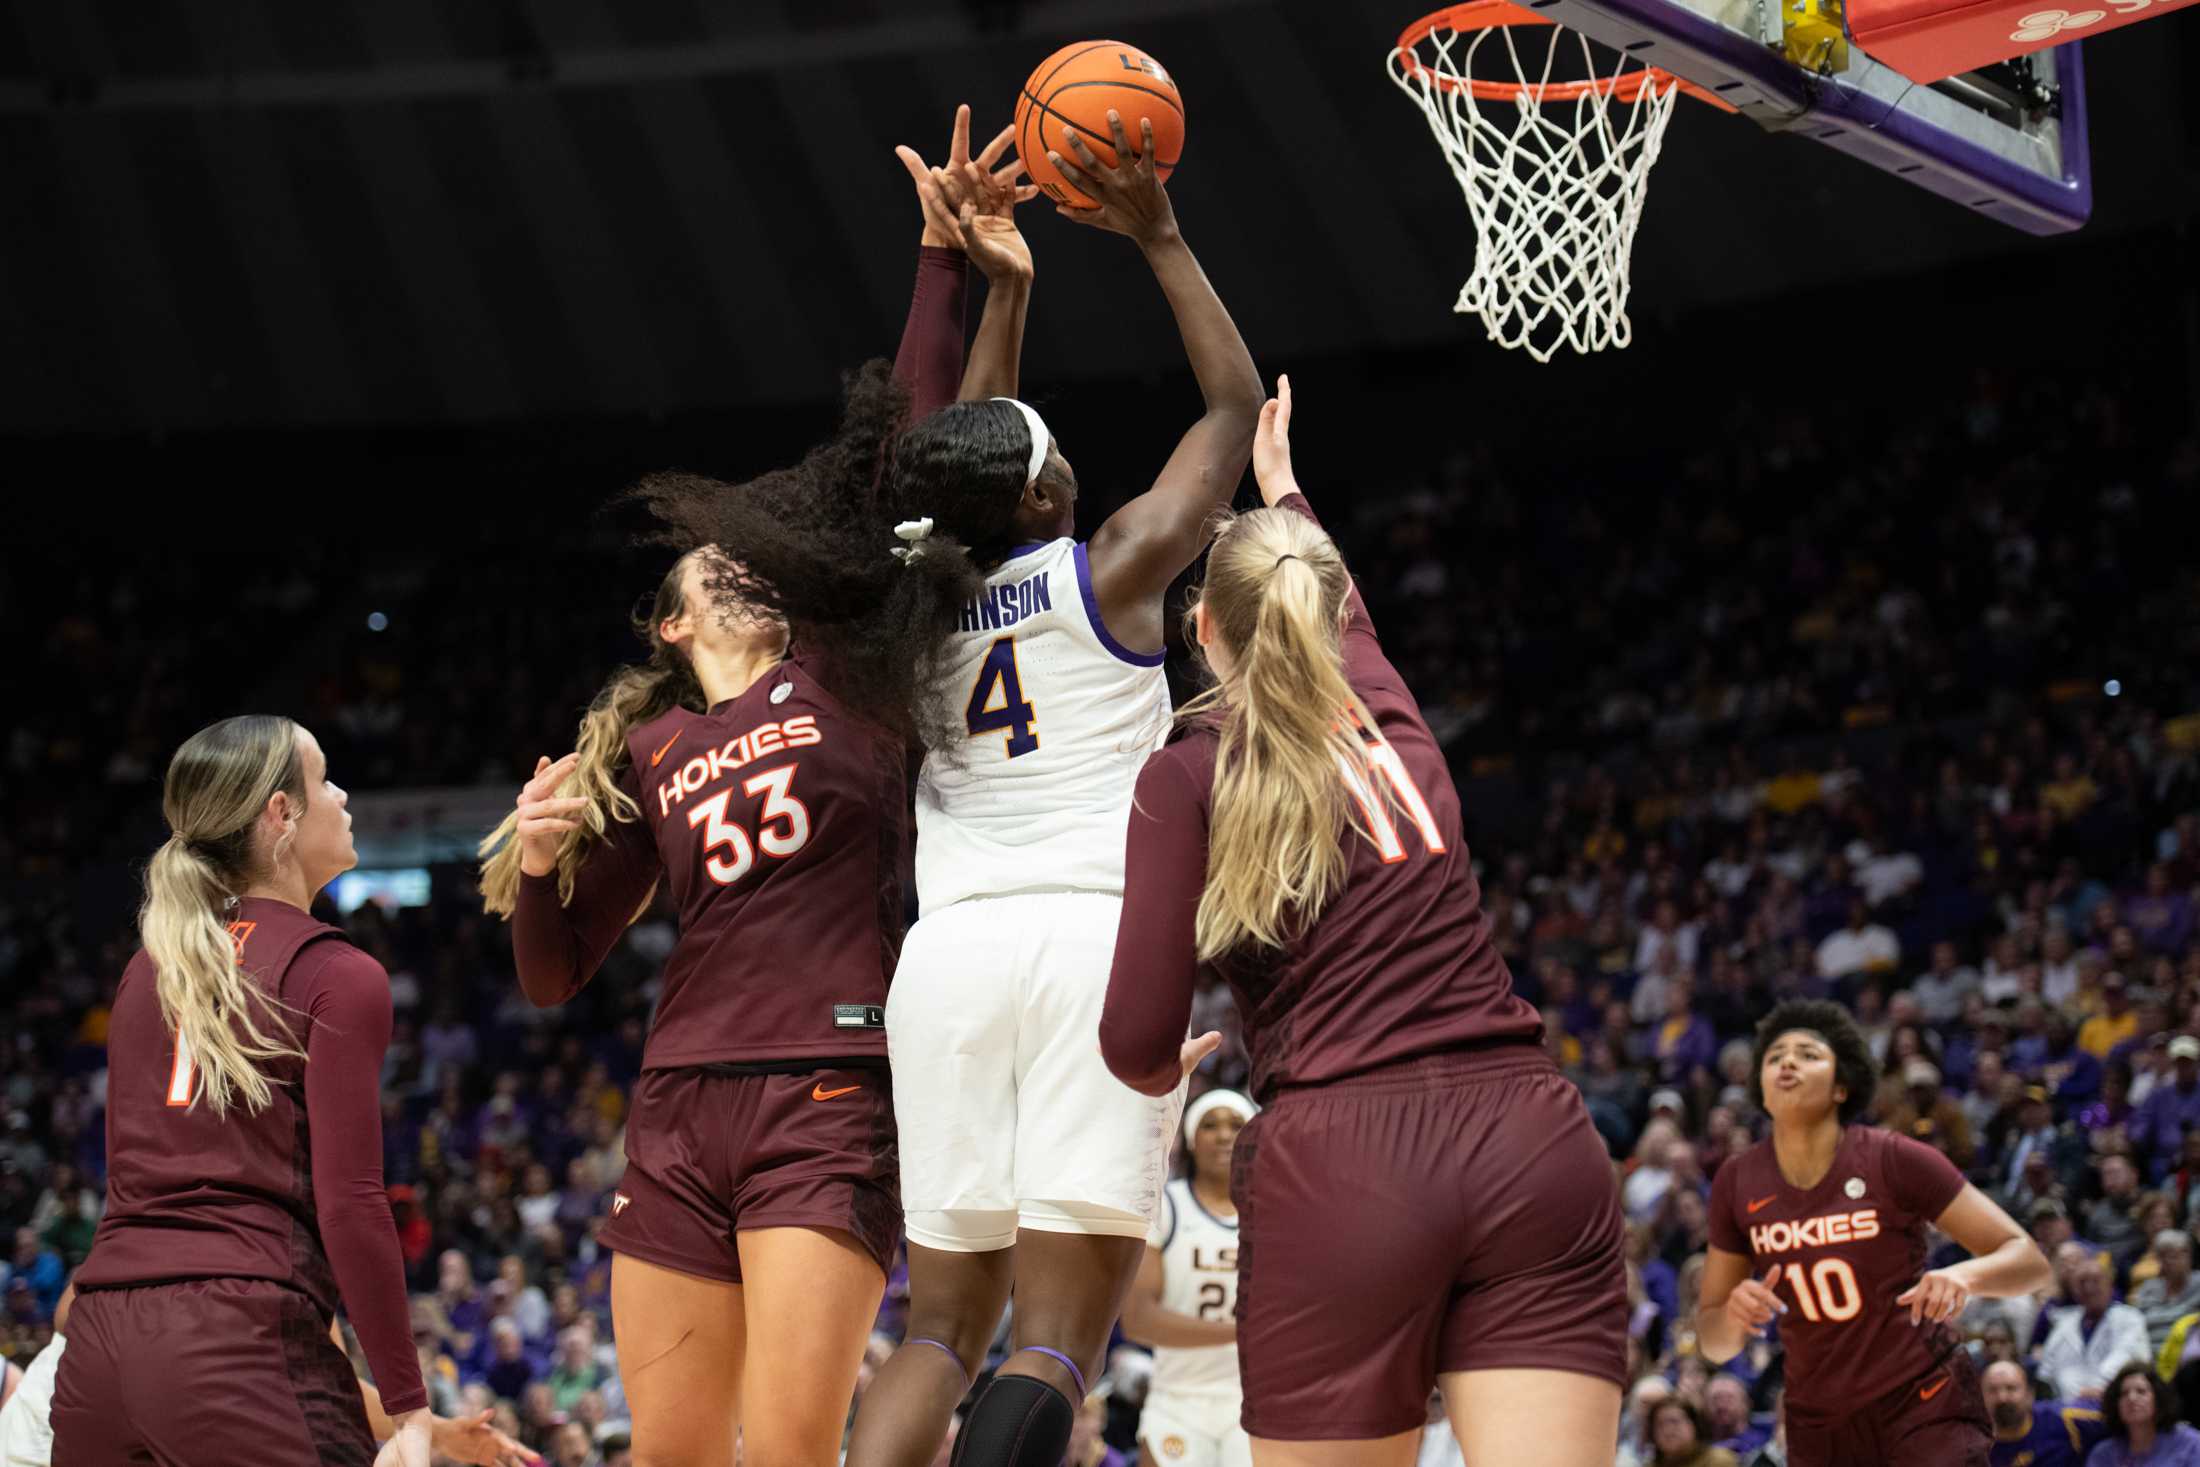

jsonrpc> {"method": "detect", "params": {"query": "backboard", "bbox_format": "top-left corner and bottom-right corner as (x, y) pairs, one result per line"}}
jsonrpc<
(1513, 0), (2091, 231)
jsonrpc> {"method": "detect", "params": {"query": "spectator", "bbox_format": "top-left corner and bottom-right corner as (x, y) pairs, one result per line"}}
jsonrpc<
(2130, 1231), (2200, 1355)
(1067, 1390), (1131, 1467)
(1655, 979), (1720, 1085)
(2039, 1257), (2151, 1402)
(2006, 1088), (2066, 1198)
(2132, 1038), (2200, 1178)
(484, 1318), (535, 1401)
(549, 1421), (598, 1467)
(4, 1230), (63, 1321)
(1882, 1060), (1976, 1170)
(35, 1191), (95, 1270)
(1703, 1373), (1767, 1456)
(1619, 1375), (1676, 1467)
(2127, 866), (2194, 958)
(1814, 898), (1899, 983)
(1647, 1398), (1739, 1467)
(548, 1326), (607, 1413)
(1913, 940), (1980, 1025)
(2081, 978), (2140, 1062)
(2082, 1156), (2149, 1275)
(2086, 1364), (2200, 1465)
(1981, 1359), (2102, 1467)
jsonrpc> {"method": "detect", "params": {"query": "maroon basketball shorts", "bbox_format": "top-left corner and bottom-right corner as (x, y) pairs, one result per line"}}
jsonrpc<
(601, 1062), (901, 1284)
(1787, 1348), (1991, 1467)
(1232, 1044), (1629, 1441)
(51, 1276), (373, 1467)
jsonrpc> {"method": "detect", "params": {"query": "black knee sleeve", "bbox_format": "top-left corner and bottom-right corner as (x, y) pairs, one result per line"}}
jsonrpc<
(949, 1372), (1075, 1467)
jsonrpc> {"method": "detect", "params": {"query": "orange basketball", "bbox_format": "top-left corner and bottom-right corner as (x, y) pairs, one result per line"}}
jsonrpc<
(1014, 41), (1185, 210)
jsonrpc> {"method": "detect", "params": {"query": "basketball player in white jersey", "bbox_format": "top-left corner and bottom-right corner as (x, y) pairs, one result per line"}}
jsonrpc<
(641, 112), (1261, 1467)
(855, 117), (1261, 1467)
(1124, 1090), (1257, 1467)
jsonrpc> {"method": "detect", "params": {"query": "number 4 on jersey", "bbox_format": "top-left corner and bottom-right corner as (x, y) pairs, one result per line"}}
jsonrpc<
(966, 636), (1039, 758)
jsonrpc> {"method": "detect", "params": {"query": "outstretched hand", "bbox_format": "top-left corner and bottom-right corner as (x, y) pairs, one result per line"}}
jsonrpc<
(1252, 374), (1298, 506)
(1047, 111), (1176, 244)
(898, 104), (1036, 249)
(515, 753), (585, 877)
(1180, 1030), (1223, 1080)
(952, 154), (1036, 283)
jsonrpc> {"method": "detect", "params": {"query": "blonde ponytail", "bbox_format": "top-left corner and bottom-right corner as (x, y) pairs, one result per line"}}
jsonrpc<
(479, 554), (707, 916)
(141, 715), (311, 1117)
(1182, 509), (1379, 960)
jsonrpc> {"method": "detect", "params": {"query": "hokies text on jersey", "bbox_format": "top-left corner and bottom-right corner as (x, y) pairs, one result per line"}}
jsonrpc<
(1748, 1209), (1881, 1255)
(654, 715), (823, 819)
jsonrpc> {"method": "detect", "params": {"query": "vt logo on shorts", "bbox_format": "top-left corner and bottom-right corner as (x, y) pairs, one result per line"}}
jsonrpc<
(612, 1193), (632, 1215)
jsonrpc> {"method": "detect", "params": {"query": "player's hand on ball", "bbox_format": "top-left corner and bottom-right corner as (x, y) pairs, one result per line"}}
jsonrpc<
(431, 1408), (542, 1467)
(1895, 1268), (1972, 1326)
(515, 753), (587, 876)
(1049, 112), (1176, 243)
(1723, 1267), (1787, 1338)
(1180, 1030), (1224, 1080)
(1252, 374), (1299, 505)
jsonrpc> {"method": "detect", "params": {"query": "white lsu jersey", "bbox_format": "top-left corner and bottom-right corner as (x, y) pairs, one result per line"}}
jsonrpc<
(1147, 1178), (1243, 1400)
(915, 537), (1173, 913)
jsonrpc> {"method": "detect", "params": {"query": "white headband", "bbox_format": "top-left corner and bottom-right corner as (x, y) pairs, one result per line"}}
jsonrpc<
(1183, 1088), (1258, 1146)
(993, 397), (1051, 488)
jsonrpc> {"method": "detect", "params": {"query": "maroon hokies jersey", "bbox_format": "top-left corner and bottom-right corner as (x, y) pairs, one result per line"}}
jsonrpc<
(513, 653), (906, 1070)
(1100, 493), (1542, 1100)
(74, 897), (426, 1414)
(1708, 1126), (1968, 1418)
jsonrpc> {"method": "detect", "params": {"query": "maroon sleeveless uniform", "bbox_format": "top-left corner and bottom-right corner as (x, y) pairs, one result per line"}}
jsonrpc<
(55, 898), (421, 1466)
(1101, 494), (1628, 1441)
(510, 245), (965, 1285)
(1708, 1126), (1990, 1466)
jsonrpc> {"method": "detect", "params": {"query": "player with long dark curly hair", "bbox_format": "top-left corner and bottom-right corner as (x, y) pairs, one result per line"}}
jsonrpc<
(477, 109), (1035, 1467)
(1699, 1000), (2051, 1467)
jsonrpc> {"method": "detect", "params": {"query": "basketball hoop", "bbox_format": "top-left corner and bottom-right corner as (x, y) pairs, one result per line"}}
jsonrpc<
(1389, 3), (1709, 361)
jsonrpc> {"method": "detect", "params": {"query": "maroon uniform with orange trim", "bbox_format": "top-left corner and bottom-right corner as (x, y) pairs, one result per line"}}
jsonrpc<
(510, 247), (965, 1282)
(513, 655), (909, 1280)
(1100, 493), (1626, 1440)
(1708, 1126), (1990, 1466)
(56, 898), (420, 1465)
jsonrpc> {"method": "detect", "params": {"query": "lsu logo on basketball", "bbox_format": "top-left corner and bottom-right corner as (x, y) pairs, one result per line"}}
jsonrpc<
(1749, 1209), (1879, 1255)
(1119, 51), (1169, 82)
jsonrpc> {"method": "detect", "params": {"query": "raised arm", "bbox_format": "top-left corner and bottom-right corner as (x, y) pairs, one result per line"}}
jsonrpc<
(952, 157), (1037, 404)
(891, 106), (1015, 419)
(1054, 113), (1266, 654)
(509, 753), (661, 1006)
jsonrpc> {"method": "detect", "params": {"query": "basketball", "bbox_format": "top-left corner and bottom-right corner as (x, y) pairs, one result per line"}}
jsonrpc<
(1014, 40), (1185, 209)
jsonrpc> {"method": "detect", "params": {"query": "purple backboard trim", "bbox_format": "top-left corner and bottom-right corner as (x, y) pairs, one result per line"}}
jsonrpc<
(1518, 0), (2092, 233)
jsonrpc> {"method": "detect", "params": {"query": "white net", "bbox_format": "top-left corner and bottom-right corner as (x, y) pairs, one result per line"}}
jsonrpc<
(1388, 6), (1684, 361)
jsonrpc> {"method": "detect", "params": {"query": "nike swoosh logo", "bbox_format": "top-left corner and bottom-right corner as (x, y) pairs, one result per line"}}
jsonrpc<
(1747, 1195), (1778, 1213)
(1919, 1376), (1948, 1402)
(651, 732), (682, 768)
(812, 1083), (862, 1101)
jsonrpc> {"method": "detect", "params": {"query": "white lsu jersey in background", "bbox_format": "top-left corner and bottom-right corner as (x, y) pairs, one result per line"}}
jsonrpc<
(1148, 1177), (1243, 1400)
(915, 537), (1172, 913)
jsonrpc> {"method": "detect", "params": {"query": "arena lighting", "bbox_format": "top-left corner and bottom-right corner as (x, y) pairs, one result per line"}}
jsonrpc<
(366, 611), (389, 631)
(2105, 679), (2123, 697)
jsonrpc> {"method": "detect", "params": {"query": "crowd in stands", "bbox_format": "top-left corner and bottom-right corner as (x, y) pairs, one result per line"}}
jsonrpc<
(5, 364), (2199, 1464)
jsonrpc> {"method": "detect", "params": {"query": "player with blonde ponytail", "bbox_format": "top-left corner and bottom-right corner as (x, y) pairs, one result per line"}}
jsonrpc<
(1102, 377), (1631, 1467)
(57, 715), (437, 1467)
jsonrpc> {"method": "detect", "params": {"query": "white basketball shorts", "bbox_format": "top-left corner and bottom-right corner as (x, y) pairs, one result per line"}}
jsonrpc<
(1138, 1392), (1252, 1467)
(887, 890), (1186, 1252)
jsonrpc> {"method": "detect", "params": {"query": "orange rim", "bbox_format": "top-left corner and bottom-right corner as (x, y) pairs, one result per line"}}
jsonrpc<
(1394, 1), (1731, 109)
